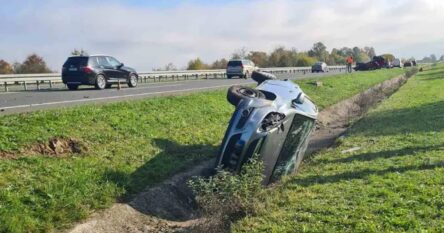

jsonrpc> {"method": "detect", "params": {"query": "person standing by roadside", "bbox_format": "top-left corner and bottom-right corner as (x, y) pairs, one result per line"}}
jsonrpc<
(346, 56), (353, 73)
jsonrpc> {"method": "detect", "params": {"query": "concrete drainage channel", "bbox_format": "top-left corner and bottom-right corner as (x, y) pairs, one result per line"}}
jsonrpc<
(68, 74), (409, 233)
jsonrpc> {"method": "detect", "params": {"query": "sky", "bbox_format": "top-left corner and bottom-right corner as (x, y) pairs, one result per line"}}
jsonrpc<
(0, 0), (443, 71)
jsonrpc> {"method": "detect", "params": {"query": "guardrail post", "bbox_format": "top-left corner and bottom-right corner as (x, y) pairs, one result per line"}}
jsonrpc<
(49, 80), (53, 89)
(23, 81), (27, 91)
(4, 82), (8, 92)
(36, 81), (40, 90)
(195, 74), (198, 79)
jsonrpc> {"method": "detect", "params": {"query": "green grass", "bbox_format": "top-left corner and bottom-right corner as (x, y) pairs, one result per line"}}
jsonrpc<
(233, 65), (444, 232)
(0, 69), (403, 232)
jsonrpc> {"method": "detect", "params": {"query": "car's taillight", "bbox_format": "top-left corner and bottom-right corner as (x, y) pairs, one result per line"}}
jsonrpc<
(82, 66), (93, 74)
(240, 64), (244, 69)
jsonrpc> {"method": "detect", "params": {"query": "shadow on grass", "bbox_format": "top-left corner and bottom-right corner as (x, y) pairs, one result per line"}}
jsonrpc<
(352, 100), (444, 136)
(103, 138), (217, 202)
(330, 144), (444, 163)
(292, 162), (444, 187)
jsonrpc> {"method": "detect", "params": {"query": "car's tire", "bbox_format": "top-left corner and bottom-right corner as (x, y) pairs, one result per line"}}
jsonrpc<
(95, 74), (106, 90)
(227, 85), (265, 106)
(251, 71), (277, 84)
(227, 75), (232, 79)
(105, 84), (112, 89)
(67, 84), (79, 90)
(128, 74), (138, 88)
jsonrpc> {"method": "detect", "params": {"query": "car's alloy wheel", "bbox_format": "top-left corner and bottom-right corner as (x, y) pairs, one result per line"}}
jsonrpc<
(95, 75), (106, 90)
(128, 74), (137, 88)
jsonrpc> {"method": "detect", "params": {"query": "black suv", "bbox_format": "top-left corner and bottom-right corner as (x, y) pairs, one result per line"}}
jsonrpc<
(62, 55), (138, 90)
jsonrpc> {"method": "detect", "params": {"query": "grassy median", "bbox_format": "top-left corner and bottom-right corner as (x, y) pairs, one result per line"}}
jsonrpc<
(0, 69), (403, 232)
(233, 65), (444, 232)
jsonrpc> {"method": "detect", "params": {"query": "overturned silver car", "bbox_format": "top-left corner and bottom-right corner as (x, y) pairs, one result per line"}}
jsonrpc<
(215, 71), (318, 184)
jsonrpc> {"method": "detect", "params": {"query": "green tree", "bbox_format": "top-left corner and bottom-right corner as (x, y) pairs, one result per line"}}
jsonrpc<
(381, 54), (395, 62)
(430, 54), (437, 62)
(308, 42), (328, 61)
(296, 54), (316, 66)
(211, 58), (228, 69)
(247, 51), (268, 68)
(187, 58), (209, 70)
(16, 54), (52, 74)
(0, 59), (14, 74)
(267, 47), (300, 67)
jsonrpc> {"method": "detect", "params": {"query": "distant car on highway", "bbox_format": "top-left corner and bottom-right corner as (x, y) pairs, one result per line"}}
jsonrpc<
(404, 61), (413, 67)
(226, 59), (256, 79)
(62, 55), (138, 90)
(392, 58), (403, 68)
(311, 62), (328, 73)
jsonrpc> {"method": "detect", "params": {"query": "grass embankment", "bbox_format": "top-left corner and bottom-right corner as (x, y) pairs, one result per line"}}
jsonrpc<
(234, 65), (444, 232)
(0, 69), (403, 232)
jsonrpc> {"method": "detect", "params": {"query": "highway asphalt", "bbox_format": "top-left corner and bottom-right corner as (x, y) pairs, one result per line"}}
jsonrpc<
(0, 71), (342, 115)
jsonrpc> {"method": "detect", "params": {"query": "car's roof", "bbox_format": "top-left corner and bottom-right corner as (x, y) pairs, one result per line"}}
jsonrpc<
(68, 54), (111, 58)
(229, 59), (252, 62)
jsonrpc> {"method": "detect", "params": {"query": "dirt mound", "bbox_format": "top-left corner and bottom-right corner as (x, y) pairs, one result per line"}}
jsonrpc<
(65, 74), (409, 233)
(0, 137), (88, 159)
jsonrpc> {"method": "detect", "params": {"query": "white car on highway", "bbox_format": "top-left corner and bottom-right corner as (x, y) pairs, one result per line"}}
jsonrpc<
(392, 58), (403, 68)
(226, 59), (257, 79)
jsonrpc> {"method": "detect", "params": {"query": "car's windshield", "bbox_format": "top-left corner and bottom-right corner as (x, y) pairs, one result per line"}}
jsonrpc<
(227, 60), (242, 66)
(63, 57), (88, 67)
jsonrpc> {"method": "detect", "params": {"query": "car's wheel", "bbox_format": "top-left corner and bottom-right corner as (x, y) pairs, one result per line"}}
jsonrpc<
(227, 85), (265, 106)
(128, 74), (138, 88)
(251, 71), (277, 84)
(67, 84), (79, 90)
(227, 75), (232, 79)
(105, 84), (112, 89)
(95, 74), (106, 90)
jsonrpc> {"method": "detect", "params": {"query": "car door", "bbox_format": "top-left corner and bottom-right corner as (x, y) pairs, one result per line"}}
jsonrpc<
(97, 56), (114, 80)
(106, 56), (127, 81)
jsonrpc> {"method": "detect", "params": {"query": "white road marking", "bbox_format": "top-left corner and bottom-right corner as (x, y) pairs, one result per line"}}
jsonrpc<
(112, 83), (182, 90)
(0, 82), (254, 110)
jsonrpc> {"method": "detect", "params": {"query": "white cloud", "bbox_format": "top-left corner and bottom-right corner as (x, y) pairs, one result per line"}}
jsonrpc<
(0, 0), (443, 71)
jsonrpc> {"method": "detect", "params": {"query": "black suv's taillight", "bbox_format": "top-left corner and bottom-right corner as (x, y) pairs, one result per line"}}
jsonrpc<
(82, 66), (93, 74)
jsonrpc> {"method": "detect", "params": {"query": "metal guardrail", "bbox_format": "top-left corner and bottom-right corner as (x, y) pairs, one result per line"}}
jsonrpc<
(0, 66), (346, 92)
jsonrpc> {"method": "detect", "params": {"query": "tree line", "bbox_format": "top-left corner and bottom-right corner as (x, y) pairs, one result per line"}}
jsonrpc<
(185, 42), (383, 70)
(0, 54), (52, 74)
(0, 49), (89, 74)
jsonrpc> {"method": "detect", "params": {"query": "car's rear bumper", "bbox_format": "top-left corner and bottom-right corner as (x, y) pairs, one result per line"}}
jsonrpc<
(62, 74), (96, 85)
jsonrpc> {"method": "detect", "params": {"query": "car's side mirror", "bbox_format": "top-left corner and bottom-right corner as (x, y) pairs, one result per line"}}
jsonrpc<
(118, 63), (124, 68)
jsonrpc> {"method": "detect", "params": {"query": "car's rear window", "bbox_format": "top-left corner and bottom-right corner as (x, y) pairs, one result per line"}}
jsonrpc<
(227, 60), (242, 66)
(63, 57), (88, 67)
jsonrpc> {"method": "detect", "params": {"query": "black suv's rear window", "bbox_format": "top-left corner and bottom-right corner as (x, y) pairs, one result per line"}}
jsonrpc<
(63, 57), (88, 67)
(227, 60), (242, 66)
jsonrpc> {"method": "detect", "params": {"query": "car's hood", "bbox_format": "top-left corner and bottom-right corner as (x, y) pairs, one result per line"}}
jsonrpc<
(121, 66), (137, 73)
